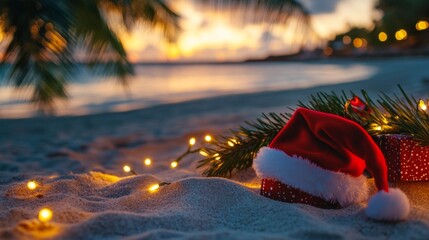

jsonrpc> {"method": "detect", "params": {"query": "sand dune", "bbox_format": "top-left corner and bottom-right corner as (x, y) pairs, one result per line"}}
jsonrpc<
(2, 173), (429, 239)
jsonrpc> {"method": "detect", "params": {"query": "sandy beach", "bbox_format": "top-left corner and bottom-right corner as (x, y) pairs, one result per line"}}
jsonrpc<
(1, 57), (429, 239)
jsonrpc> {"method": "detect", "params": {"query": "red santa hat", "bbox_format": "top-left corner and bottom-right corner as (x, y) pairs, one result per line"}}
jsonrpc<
(253, 108), (410, 221)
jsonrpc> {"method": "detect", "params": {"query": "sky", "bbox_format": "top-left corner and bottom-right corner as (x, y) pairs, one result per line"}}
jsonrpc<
(122, 0), (377, 62)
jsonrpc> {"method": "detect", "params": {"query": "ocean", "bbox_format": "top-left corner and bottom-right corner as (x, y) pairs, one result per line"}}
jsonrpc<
(1, 58), (428, 118)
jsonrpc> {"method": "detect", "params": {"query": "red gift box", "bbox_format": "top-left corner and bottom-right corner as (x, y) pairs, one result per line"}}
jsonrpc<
(376, 134), (429, 182)
(260, 179), (341, 209)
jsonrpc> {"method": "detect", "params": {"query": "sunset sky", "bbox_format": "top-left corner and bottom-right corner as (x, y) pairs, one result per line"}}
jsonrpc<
(122, 0), (377, 62)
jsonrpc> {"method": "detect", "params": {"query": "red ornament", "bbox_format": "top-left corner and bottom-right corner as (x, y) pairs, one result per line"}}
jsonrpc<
(347, 96), (371, 115)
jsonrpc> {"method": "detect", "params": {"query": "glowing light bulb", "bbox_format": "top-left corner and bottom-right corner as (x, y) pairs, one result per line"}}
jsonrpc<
(189, 137), (196, 146)
(149, 184), (159, 192)
(416, 20), (429, 31)
(144, 158), (152, 166)
(199, 150), (209, 157)
(378, 32), (387, 42)
(27, 180), (37, 190)
(170, 161), (178, 168)
(395, 29), (407, 40)
(204, 135), (212, 142)
(353, 38), (363, 48)
(374, 125), (382, 131)
(227, 141), (235, 147)
(38, 208), (53, 223)
(123, 165), (131, 173)
(419, 99), (427, 110)
(212, 153), (221, 160)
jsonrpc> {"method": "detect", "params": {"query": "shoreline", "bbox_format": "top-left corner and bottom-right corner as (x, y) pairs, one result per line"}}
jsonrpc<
(0, 57), (429, 120)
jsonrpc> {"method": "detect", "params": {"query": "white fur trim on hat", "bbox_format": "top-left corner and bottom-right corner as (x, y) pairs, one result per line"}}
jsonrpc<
(253, 147), (368, 206)
(365, 188), (410, 221)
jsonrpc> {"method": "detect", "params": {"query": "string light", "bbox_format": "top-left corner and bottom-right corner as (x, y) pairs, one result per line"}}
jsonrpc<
(123, 165), (136, 175)
(373, 124), (382, 131)
(27, 180), (38, 190)
(212, 153), (221, 160)
(149, 184), (159, 192)
(204, 135), (212, 142)
(144, 158), (152, 166)
(170, 161), (178, 168)
(123, 165), (131, 173)
(189, 137), (196, 146)
(199, 150), (209, 157)
(419, 99), (427, 111)
(227, 141), (235, 147)
(38, 208), (53, 223)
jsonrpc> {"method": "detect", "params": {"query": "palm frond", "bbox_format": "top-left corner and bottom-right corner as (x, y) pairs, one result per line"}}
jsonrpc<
(193, 0), (309, 24)
(100, 0), (180, 41)
(0, 0), (75, 113)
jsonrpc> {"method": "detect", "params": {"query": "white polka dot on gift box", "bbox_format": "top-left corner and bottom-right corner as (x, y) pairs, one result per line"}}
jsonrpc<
(378, 134), (429, 181)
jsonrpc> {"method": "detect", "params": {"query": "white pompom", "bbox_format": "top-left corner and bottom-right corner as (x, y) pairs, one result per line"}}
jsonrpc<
(365, 188), (410, 221)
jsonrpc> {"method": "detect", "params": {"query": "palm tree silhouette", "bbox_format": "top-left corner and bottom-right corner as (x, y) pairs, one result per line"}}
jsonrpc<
(0, 0), (309, 114)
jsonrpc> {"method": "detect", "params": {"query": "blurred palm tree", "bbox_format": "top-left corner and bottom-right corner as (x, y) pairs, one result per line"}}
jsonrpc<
(0, 0), (309, 114)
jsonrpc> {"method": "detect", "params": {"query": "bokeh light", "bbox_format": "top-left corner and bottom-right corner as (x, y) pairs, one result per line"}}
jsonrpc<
(395, 29), (407, 41)
(342, 35), (351, 45)
(353, 38), (363, 48)
(416, 20), (429, 31)
(378, 32), (387, 42)
(38, 208), (53, 223)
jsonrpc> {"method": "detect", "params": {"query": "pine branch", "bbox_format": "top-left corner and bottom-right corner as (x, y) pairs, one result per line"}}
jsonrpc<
(377, 86), (429, 145)
(196, 112), (290, 177)
(193, 85), (429, 177)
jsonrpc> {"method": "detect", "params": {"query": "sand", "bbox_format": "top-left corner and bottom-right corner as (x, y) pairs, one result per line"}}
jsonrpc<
(1, 57), (429, 239)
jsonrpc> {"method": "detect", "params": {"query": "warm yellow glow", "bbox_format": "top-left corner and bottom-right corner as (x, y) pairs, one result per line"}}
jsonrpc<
(353, 38), (363, 48)
(204, 135), (212, 142)
(27, 181), (38, 190)
(416, 20), (429, 31)
(378, 32), (387, 42)
(343, 35), (351, 45)
(170, 161), (178, 168)
(373, 124), (382, 131)
(419, 99), (427, 111)
(123, 165), (131, 173)
(38, 208), (53, 223)
(167, 45), (180, 60)
(144, 158), (151, 166)
(227, 141), (235, 147)
(149, 184), (160, 192)
(395, 29), (407, 41)
(199, 150), (209, 157)
(189, 137), (196, 146)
